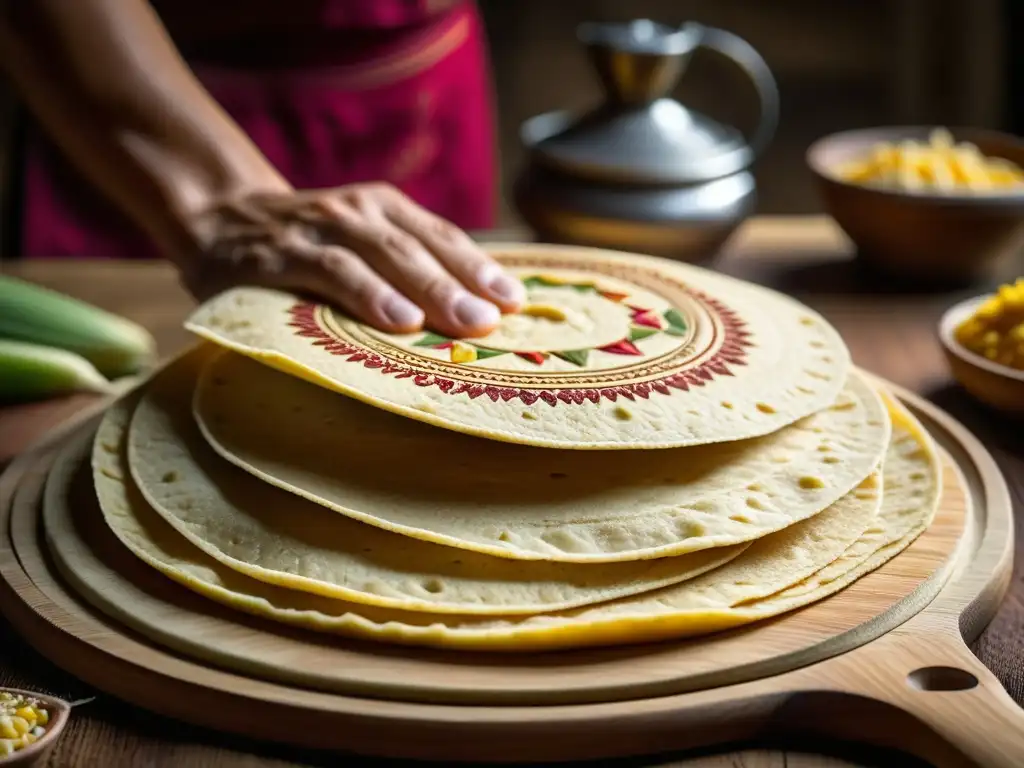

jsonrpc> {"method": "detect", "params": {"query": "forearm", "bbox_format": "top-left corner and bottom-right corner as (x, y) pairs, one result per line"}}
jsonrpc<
(0, 0), (290, 262)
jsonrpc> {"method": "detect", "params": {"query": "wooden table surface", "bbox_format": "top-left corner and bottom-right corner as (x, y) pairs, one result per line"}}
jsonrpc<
(1, 215), (1021, 767)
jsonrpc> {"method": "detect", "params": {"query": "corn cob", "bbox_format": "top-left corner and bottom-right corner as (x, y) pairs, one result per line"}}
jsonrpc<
(0, 339), (112, 402)
(0, 275), (155, 379)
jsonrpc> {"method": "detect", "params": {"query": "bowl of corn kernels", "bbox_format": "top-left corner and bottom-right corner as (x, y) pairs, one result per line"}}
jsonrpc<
(940, 278), (1024, 417)
(807, 127), (1024, 284)
(0, 689), (69, 765)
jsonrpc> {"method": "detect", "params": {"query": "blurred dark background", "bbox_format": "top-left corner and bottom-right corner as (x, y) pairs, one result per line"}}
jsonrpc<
(0, 0), (1018, 233)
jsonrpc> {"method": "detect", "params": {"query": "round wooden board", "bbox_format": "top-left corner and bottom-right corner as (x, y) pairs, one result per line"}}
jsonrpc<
(0, 379), (1022, 766)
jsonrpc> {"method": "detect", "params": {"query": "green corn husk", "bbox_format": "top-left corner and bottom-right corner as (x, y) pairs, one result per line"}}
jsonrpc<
(0, 276), (156, 379)
(0, 339), (112, 403)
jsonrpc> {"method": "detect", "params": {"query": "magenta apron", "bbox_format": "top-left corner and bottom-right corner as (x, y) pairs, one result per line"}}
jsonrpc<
(18, 0), (496, 260)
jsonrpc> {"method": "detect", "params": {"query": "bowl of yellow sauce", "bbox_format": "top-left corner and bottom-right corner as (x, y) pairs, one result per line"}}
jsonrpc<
(807, 127), (1024, 285)
(940, 279), (1024, 417)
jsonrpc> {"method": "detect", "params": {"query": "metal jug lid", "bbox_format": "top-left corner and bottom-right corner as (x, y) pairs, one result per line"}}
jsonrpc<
(521, 20), (778, 186)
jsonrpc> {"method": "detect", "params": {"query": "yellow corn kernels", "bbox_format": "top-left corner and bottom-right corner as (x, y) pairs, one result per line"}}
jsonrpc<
(13, 707), (35, 724)
(0, 692), (50, 754)
(9, 717), (29, 737)
(955, 278), (1024, 370)
(0, 717), (16, 740)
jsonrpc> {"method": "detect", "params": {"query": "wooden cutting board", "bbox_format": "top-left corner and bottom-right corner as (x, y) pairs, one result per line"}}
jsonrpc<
(0, 378), (1021, 766)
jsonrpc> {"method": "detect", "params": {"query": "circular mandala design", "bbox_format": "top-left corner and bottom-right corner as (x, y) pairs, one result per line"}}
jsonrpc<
(288, 256), (754, 405)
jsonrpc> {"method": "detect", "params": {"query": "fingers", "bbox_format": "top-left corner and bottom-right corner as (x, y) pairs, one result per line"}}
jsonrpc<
(211, 231), (427, 335)
(381, 193), (526, 313)
(205, 183), (527, 340)
(317, 189), (504, 338)
(285, 241), (428, 334)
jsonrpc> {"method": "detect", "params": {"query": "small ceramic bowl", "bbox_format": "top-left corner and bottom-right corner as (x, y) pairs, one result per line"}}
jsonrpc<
(0, 689), (70, 767)
(807, 126), (1024, 285)
(939, 294), (1024, 417)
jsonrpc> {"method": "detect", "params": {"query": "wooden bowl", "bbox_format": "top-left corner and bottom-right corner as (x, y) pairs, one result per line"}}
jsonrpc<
(939, 294), (1024, 418)
(807, 126), (1024, 285)
(0, 689), (70, 766)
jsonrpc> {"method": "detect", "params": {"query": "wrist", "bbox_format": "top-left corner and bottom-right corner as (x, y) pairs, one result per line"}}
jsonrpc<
(150, 151), (293, 269)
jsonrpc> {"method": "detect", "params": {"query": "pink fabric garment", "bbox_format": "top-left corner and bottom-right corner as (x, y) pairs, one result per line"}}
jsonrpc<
(154, 0), (461, 37)
(19, 1), (496, 260)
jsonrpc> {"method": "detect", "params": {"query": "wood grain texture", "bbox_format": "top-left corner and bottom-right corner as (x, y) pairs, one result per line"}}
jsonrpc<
(1, 216), (1022, 767)
(0, 372), (1019, 765)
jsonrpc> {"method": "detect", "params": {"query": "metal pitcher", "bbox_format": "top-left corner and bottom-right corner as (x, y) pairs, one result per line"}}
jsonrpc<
(513, 19), (779, 263)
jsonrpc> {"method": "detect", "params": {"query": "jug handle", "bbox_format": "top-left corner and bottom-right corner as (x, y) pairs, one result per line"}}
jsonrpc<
(695, 26), (779, 159)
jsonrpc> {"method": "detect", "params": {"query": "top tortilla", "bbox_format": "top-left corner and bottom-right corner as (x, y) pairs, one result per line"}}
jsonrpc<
(184, 244), (851, 449)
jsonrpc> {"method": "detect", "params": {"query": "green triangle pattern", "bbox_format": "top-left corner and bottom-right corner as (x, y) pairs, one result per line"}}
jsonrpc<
(554, 349), (590, 367)
(474, 347), (508, 360)
(413, 332), (451, 347)
(663, 309), (688, 336)
(628, 326), (659, 342)
(522, 275), (597, 294)
(521, 275), (563, 290)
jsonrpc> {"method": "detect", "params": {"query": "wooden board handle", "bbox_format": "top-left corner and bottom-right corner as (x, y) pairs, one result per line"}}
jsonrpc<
(900, 667), (1024, 767)
(838, 630), (1024, 767)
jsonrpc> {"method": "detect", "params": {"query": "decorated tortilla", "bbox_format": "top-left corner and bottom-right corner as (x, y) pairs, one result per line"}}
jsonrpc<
(84, 403), (922, 654)
(193, 350), (891, 562)
(119, 353), (749, 614)
(184, 245), (851, 449)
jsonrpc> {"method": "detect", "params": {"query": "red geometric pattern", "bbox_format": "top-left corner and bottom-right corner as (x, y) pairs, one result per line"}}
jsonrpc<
(287, 294), (754, 406)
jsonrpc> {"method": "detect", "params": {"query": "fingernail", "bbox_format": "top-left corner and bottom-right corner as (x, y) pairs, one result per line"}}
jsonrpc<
(453, 292), (501, 329)
(382, 293), (424, 328)
(480, 264), (526, 305)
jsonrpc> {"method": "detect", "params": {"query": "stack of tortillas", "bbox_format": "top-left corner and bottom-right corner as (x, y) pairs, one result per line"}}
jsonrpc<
(79, 245), (941, 652)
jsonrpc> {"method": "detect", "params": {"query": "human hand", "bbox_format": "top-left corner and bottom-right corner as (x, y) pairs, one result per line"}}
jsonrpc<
(179, 183), (525, 338)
